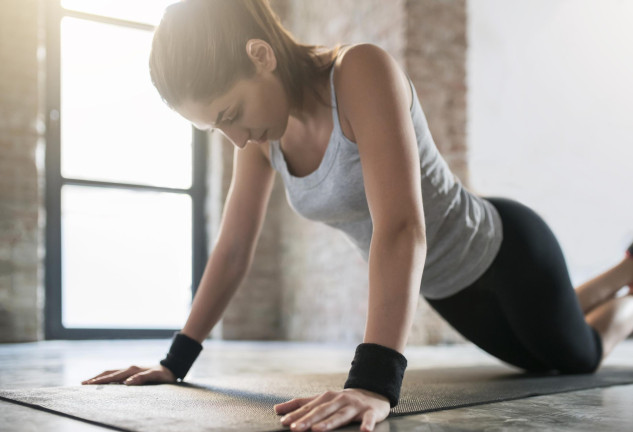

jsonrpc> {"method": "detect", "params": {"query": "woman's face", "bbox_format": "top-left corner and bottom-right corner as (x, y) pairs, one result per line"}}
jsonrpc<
(176, 41), (290, 149)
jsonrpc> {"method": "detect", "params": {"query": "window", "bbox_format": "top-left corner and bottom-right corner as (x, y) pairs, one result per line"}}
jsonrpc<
(45, 1), (208, 339)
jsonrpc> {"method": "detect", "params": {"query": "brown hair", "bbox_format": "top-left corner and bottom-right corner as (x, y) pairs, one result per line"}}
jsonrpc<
(149, 0), (343, 111)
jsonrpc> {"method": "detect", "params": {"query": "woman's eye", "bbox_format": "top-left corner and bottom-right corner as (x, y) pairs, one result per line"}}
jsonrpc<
(228, 110), (242, 125)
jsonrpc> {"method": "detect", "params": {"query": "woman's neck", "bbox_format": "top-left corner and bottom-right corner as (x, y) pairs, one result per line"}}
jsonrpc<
(287, 50), (335, 129)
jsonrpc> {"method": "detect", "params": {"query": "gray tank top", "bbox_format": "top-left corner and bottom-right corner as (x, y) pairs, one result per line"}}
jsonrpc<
(269, 60), (503, 300)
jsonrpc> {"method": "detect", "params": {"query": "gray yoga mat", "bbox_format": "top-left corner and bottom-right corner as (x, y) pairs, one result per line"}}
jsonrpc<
(2, 365), (633, 432)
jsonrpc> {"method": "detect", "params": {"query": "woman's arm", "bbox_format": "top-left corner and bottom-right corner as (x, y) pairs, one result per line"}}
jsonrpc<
(338, 43), (427, 353)
(274, 44), (427, 432)
(183, 142), (277, 343)
(83, 142), (275, 386)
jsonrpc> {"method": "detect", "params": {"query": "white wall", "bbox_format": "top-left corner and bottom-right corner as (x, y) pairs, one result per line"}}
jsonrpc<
(468, 0), (633, 286)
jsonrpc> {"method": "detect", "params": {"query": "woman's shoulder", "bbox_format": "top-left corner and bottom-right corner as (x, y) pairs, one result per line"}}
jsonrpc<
(333, 43), (412, 130)
(334, 43), (393, 67)
(334, 43), (405, 75)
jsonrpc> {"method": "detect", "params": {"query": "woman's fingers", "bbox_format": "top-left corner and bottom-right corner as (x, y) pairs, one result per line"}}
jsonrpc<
(278, 389), (390, 432)
(81, 369), (118, 383)
(290, 399), (350, 431)
(85, 370), (134, 385)
(279, 392), (340, 427)
(82, 366), (142, 385)
(124, 369), (170, 386)
(82, 365), (176, 386)
(274, 396), (314, 415)
(123, 371), (147, 386)
(312, 406), (359, 432)
(360, 410), (377, 432)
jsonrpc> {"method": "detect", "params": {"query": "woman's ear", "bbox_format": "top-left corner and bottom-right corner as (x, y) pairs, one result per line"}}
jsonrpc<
(245, 39), (277, 73)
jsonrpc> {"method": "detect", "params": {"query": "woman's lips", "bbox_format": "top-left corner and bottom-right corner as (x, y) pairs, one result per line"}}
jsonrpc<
(254, 129), (267, 142)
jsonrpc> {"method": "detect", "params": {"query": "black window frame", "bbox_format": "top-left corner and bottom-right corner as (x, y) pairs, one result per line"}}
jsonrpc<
(44, 1), (208, 340)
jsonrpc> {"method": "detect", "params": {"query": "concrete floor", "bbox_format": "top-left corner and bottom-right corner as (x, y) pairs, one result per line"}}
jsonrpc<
(1, 339), (633, 431)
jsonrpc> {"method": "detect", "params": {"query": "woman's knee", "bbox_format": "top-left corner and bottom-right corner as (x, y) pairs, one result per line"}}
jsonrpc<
(557, 357), (601, 374)
(557, 327), (603, 375)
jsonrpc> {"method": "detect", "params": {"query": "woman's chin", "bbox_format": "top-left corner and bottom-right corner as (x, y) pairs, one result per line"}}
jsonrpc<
(265, 127), (277, 141)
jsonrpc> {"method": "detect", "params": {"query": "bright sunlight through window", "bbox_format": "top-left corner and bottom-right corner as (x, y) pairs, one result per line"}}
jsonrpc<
(59, 1), (194, 329)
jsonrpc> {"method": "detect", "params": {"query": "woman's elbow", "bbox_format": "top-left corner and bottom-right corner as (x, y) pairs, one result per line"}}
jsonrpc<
(377, 220), (427, 247)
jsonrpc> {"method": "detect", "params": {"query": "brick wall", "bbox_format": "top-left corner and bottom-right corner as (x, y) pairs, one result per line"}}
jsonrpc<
(0, 0), (45, 342)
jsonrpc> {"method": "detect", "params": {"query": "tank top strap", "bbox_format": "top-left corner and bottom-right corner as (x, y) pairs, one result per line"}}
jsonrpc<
(269, 138), (283, 173)
(329, 52), (345, 137)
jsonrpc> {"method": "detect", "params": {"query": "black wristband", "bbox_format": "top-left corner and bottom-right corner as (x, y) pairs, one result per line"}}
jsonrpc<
(343, 343), (407, 408)
(159, 332), (203, 381)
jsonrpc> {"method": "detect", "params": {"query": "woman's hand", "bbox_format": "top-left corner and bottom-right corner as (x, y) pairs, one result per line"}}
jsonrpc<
(81, 365), (176, 386)
(274, 388), (391, 432)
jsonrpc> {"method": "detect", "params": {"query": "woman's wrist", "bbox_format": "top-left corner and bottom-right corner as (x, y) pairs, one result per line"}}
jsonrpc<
(159, 331), (203, 381)
(343, 343), (407, 408)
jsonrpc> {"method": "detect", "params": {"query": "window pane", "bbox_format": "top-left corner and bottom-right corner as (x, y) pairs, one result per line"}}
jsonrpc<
(60, 17), (192, 189)
(61, 0), (177, 26)
(61, 185), (192, 329)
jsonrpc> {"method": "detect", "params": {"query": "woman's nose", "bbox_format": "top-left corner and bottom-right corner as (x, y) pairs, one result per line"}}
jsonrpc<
(220, 125), (250, 148)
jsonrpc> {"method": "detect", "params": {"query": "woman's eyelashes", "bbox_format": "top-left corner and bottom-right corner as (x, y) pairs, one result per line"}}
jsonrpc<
(226, 109), (242, 125)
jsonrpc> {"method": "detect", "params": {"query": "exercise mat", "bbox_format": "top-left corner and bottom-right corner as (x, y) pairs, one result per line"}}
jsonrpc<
(2, 364), (633, 432)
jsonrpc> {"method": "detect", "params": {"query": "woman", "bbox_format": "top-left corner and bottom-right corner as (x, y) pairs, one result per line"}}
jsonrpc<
(82, 1), (633, 431)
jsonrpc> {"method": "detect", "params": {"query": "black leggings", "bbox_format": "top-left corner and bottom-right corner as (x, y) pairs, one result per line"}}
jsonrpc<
(425, 197), (603, 374)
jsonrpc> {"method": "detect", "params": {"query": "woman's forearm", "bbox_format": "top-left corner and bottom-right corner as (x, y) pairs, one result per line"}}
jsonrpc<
(181, 249), (248, 343)
(364, 224), (427, 353)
